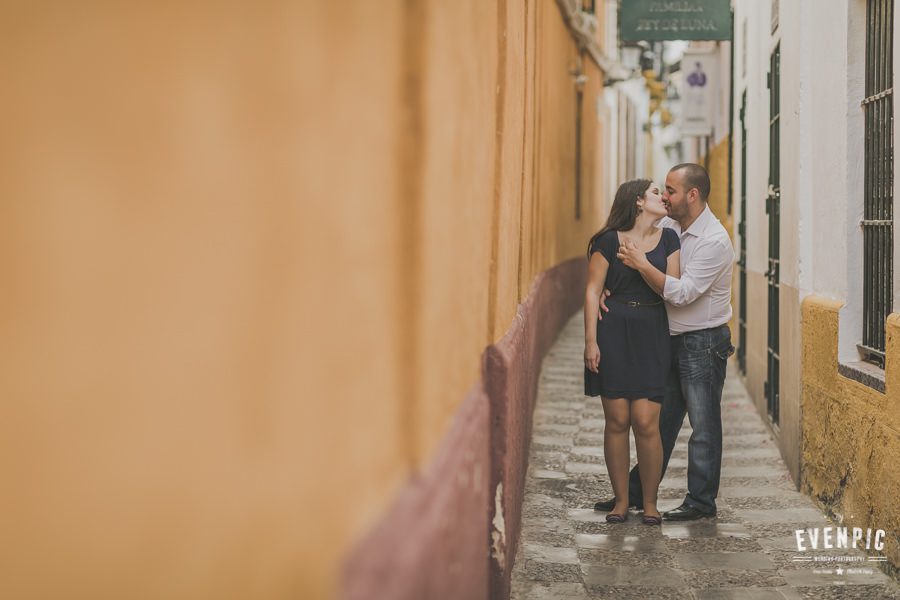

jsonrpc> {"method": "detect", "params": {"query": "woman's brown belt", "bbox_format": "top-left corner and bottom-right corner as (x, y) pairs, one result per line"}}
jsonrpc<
(607, 296), (663, 307)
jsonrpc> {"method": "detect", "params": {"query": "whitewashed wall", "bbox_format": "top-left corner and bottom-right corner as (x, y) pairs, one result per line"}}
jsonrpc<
(733, 0), (772, 278)
(735, 0), (900, 364)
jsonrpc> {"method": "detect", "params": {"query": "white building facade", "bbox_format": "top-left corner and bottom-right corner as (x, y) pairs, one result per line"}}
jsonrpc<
(733, 0), (900, 492)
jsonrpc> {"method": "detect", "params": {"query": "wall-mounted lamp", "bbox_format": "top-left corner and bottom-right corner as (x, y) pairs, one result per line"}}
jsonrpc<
(639, 49), (656, 73)
(619, 41), (649, 71)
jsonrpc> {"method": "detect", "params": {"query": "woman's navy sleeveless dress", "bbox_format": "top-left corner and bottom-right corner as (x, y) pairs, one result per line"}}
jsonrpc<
(584, 228), (680, 403)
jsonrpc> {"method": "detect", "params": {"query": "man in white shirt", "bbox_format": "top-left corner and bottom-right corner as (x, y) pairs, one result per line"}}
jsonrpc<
(595, 163), (735, 520)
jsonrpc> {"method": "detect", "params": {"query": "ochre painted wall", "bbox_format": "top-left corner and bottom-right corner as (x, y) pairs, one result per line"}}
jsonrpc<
(702, 135), (739, 353)
(2, 3), (419, 599)
(704, 135), (733, 238)
(801, 296), (900, 571)
(0, 2), (609, 599)
(412, 0), (499, 474)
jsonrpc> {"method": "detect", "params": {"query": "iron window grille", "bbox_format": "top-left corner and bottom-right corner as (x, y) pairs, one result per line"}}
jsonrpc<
(861, 0), (894, 367)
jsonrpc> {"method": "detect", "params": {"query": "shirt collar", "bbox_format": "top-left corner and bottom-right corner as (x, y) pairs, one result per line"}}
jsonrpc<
(679, 204), (715, 238)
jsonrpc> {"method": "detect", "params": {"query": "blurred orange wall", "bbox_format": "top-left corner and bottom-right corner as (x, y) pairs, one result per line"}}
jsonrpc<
(0, 2), (610, 598)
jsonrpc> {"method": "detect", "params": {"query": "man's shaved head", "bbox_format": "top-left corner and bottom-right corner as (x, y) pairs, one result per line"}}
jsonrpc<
(670, 163), (711, 202)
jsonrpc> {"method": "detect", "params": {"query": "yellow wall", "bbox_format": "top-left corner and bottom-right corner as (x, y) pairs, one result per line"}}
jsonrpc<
(0, 2), (609, 599)
(702, 135), (738, 342)
(801, 297), (900, 570)
(704, 135), (733, 237)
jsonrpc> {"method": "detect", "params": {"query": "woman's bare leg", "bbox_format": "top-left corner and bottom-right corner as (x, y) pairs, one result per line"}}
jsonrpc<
(601, 397), (631, 514)
(631, 398), (663, 518)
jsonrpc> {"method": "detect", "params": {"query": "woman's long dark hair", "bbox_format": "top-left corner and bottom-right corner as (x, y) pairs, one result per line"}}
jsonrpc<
(586, 178), (652, 257)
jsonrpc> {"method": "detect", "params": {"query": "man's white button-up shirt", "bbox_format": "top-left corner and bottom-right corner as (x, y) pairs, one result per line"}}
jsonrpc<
(659, 205), (735, 335)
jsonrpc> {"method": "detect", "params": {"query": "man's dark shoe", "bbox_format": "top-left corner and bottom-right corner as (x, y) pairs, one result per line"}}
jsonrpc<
(593, 498), (643, 511)
(662, 504), (715, 521)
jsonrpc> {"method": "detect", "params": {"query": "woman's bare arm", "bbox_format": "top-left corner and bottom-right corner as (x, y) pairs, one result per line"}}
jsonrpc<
(584, 252), (610, 373)
(666, 249), (681, 280)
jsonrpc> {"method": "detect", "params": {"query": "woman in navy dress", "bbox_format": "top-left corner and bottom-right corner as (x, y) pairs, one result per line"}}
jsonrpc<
(583, 179), (681, 525)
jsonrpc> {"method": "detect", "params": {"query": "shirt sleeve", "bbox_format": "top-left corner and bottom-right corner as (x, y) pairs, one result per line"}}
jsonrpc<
(663, 228), (681, 257)
(590, 231), (616, 263)
(662, 236), (734, 307)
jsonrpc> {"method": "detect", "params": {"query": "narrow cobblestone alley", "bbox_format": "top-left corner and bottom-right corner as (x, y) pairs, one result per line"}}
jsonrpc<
(510, 315), (900, 600)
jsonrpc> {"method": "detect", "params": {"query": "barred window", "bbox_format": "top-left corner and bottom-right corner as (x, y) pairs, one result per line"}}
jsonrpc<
(861, 0), (894, 367)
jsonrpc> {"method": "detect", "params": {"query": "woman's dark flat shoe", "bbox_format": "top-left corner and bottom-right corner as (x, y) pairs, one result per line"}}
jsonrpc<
(605, 512), (628, 523)
(642, 514), (662, 525)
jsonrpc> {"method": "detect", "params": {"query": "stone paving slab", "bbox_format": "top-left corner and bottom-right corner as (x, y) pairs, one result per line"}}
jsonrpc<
(662, 522), (754, 539)
(575, 533), (668, 552)
(510, 581), (589, 600)
(695, 588), (803, 600)
(510, 314), (900, 600)
(732, 508), (828, 525)
(675, 552), (776, 570)
(581, 565), (686, 587)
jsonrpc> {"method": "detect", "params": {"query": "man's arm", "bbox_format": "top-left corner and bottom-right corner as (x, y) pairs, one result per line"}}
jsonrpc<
(616, 239), (666, 294)
(660, 238), (733, 306)
(618, 236), (732, 306)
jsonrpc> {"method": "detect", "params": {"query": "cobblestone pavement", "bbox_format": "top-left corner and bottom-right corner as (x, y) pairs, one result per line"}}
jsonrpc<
(510, 315), (900, 600)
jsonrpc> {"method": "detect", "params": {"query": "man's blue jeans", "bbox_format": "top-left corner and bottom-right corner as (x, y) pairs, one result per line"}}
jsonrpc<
(627, 324), (734, 514)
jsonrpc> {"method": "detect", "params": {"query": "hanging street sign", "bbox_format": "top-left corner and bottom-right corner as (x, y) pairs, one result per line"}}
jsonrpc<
(680, 48), (719, 136)
(620, 0), (732, 42)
